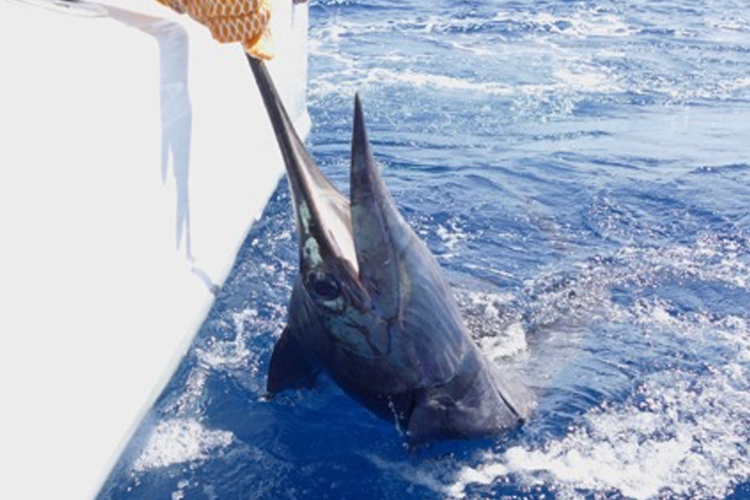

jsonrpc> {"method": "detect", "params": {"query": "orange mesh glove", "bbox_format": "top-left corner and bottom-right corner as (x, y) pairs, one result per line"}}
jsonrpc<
(155, 0), (274, 60)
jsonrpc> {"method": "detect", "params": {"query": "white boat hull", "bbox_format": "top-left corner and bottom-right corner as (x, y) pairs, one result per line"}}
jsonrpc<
(0, 1), (309, 498)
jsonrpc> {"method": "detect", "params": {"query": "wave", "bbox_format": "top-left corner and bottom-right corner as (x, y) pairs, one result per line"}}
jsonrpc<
(134, 419), (234, 472)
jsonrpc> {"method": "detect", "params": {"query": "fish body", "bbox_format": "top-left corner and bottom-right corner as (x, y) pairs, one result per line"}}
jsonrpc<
(249, 57), (532, 445)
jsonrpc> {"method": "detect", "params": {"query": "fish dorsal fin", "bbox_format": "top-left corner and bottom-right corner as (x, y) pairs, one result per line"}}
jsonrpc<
(350, 95), (404, 317)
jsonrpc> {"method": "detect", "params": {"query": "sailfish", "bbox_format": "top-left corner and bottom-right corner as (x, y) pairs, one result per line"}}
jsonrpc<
(248, 56), (533, 445)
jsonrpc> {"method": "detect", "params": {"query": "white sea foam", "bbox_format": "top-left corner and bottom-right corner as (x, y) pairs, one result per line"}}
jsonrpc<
(456, 290), (527, 359)
(366, 449), (514, 499)
(134, 419), (234, 471)
(311, 2), (750, 106)
(500, 364), (750, 500)
(311, 8), (633, 41)
(366, 453), (454, 496)
(553, 66), (622, 93)
(478, 322), (529, 362)
(436, 342), (750, 500)
(447, 460), (510, 498)
(452, 236), (750, 499)
(436, 218), (469, 259)
(309, 63), (620, 102)
(195, 309), (257, 370)
(166, 308), (268, 415)
(365, 68), (518, 97)
(308, 6), (630, 105)
(528, 10), (635, 38)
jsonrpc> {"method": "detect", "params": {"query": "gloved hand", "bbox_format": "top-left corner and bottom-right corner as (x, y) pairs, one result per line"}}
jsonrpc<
(155, 0), (274, 60)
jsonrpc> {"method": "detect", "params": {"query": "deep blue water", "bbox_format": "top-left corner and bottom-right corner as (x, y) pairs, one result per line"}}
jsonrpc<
(99, 1), (750, 499)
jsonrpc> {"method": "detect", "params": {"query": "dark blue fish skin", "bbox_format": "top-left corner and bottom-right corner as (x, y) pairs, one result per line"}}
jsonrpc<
(249, 56), (532, 445)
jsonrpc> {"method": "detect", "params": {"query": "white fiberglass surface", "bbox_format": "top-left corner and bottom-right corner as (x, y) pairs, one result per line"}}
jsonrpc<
(0, 1), (308, 499)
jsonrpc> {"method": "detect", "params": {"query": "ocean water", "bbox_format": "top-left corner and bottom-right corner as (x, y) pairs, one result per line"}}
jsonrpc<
(99, 1), (750, 499)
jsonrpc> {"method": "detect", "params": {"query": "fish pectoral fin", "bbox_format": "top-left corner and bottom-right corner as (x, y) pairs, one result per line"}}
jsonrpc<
(266, 326), (318, 394)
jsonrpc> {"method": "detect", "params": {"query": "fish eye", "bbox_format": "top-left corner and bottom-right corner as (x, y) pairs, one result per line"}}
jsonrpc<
(309, 272), (340, 301)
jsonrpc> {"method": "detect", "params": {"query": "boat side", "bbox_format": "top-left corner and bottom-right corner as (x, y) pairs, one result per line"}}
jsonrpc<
(0, 1), (308, 499)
